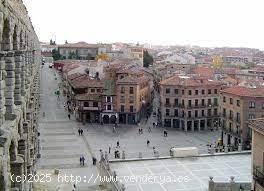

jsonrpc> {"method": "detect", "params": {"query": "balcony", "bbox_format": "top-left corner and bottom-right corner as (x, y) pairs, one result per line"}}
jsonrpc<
(253, 167), (264, 188)
(82, 106), (99, 111)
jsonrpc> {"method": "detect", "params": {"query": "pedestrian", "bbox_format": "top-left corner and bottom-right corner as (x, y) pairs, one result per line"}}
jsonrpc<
(147, 140), (150, 146)
(117, 141), (119, 148)
(80, 129), (83, 135)
(68, 114), (70, 120)
(138, 128), (141, 134)
(114, 150), (117, 158)
(79, 156), (82, 166)
(78, 129), (81, 136)
(141, 128), (143, 134)
(109, 146), (111, 154)
(153, 122), (155, 128)
(113, 126), (116, 133)
(82, 156), (85, 166)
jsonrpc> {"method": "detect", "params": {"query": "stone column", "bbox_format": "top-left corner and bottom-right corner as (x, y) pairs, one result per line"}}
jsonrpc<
(5, 51), (16, 118)
(24, 51), (30, 90)
(0, 52), (6, 125)
(14, 51), (23, 105)
(20, 51), (26, 96)
(191, 120), (194, 131)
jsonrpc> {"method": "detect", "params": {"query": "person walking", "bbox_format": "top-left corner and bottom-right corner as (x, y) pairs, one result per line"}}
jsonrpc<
(80, 129), (83, 136)
(79, 156), (82, 166)
(68, 113), (71, 120)
(109, 146), (111, 154)
(147, 140), (150, 147)
(117, 141), (120, 148)
(78, 129), (81, 136)
(113, 126), (116, 133)
(81, 156), (85, 166)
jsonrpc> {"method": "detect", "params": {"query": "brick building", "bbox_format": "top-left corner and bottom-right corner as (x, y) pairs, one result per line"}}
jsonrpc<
(220, 86), (264, 150)
(160, 75), (222, 131)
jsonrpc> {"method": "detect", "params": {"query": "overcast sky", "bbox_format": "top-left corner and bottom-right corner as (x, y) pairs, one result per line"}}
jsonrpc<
(23, 0), (264, 49)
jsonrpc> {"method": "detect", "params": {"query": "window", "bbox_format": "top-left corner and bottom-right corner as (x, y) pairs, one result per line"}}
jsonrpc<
(93, 102), (98, 107)
(120, 96), (125, 103)
(188, 90), (192, 95)
(121, 87), (125, 94)
(214, 89), (218, 94)
(97, 89), (101, 93)
(166, 88), (170, 94)
(248, 114), (255, 119)
(188, 100), (192, 107)
(230, 98), (233, 105)
(195, 99), (198, 106)
(249, 101), (255, 108)
(214, 108), (218, 116)
(121, 105), (124, 112)
(182, 90), (184, 95)
(236, 112), (240, 123)
(214, 98), (218, 106)
(223, 96), (226, 103)
(166, 98), (170, 105)
(208, 109), (211, 116)
(129, 96), (134, 103)
(195, 90), (198, 95)
(107, 105), (112, 110)
(182, 99), (185, 106)
(84, 102), (89, 107)
(195, 110), (198, 117)
(188, 111), (192, 118)
(174, 99), (178, 106)
(174, 109), (178, 117)
(229, 110), (233, 120)
(201, 110), (205, 117)
(208, 89), (211, 94)
(107, 96), (111, 102)
(174, 89), (178, 94)
(237, 100), (240, 107)
(223, 108), (226, 117)
(202, 90), (205, 95)
(208, 99), (212, 106)
(130, 106), (134, 112)
(202, 99), (205, 106)
(129, 87), (134, 94)
(166, 109), (170, 116)
(91, 89), (95, 93)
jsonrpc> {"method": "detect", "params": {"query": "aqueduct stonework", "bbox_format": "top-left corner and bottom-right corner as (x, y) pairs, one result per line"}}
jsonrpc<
(0, 0), (41, 190)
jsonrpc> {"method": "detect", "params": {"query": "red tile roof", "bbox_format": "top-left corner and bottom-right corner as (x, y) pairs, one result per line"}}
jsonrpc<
(192, 67), (214, 78)
(221, 86), (264, 97)
(160, 75), (222, 87)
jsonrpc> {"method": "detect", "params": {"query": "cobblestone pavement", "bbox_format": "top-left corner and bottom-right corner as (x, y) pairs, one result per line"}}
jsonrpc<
(35, 65), (103, 191)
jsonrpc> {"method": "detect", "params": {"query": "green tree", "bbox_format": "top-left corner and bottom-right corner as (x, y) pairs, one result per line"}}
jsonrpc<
(52, 49), (61, 60)
(143, 50), (153, 68)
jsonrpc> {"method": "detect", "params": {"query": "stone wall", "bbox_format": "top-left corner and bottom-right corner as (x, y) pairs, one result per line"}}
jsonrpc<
(0, 0), (41, 190)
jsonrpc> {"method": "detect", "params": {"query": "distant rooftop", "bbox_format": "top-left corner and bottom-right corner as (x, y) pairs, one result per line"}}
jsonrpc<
(59, 42), (99, 49)
(221, 86), (264, 97)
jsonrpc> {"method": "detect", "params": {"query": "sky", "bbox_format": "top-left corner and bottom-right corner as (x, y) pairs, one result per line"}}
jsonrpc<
(23, 0), (264, 49)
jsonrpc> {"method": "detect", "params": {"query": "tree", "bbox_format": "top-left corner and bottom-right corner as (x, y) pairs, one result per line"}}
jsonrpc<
(143, 50), (153, 68)
(52, 49), (61, 61)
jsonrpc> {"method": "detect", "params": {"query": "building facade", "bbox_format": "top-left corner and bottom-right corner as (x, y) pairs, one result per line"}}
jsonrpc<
(249, 119), (264, 191)
(160, 76), (222, 131)
(0, 0), (41, 190)
(220, 86), (264, 150)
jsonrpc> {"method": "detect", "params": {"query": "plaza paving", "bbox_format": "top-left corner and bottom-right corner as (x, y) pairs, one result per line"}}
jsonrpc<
(36, 65), (102, 191)
(110, 154), (251, 191)
(83, 122), (221, 160)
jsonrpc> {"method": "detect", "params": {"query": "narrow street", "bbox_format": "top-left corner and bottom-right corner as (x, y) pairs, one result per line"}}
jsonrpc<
(35, 65), (102, 191)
